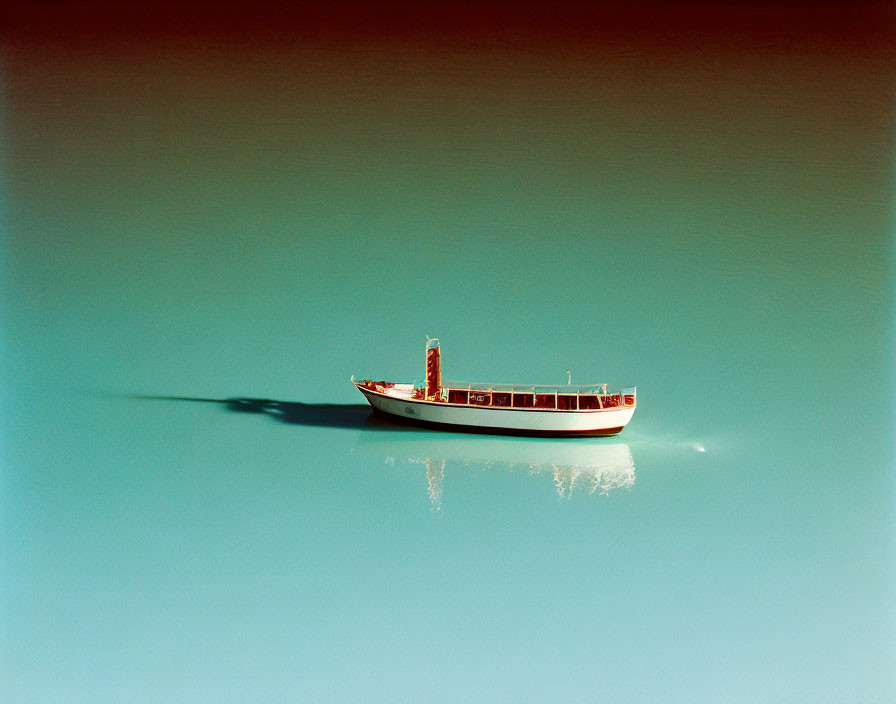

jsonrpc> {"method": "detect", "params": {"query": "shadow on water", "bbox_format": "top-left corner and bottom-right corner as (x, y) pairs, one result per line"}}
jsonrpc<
(133, 395), (430, 432)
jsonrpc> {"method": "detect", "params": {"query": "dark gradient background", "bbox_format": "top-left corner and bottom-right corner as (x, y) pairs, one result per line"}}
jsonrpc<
(3, 2), (894, 702)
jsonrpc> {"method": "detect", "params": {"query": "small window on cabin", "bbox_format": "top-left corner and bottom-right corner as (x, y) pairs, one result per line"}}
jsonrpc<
(557, 394), (577, 410)
(512, 393), (534, 408)
(491, 392), (511, 407)
(578, 395), (599, 410)
(534, 394), (555, 409)
(470, 392), (490, 406)
(448, 389), (468, 404)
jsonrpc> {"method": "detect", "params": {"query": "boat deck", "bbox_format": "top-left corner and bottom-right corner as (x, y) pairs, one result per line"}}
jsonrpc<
(356, 380), (636, 412)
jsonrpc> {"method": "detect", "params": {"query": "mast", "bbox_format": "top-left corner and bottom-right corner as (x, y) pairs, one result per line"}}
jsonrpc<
(425, 338), (441, 400)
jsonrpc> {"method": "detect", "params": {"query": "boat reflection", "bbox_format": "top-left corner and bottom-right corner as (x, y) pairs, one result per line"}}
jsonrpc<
(353, 426), (635, 512)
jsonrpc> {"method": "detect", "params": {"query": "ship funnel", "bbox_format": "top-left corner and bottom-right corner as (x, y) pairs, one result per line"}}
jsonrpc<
(425, 338), (441, 400)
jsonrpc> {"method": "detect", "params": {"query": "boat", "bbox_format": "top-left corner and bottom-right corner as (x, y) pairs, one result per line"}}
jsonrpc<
(352, 338), (636, 436)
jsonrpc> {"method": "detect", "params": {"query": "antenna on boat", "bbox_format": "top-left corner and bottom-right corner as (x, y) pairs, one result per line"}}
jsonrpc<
(567, 370), (571, 385)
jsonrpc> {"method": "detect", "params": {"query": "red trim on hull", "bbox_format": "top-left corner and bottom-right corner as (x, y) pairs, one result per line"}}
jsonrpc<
(369, 406), (625, 437)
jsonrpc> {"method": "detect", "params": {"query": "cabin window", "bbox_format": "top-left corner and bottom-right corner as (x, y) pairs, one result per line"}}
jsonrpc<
(491, 392), (511, 407)
(448, 389), (469, 404)
(512, 393), (534, 408)
(624, 394), (635, 406)
(578, 395), (599, 410)
(470, 392), (491, 406)
(557, 394), (577, 410)
(601, 394), (620, 408)
(534, 394), (555, 409)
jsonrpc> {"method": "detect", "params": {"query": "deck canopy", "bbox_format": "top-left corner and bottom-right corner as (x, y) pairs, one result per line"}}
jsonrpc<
(442, 380), (609, 394)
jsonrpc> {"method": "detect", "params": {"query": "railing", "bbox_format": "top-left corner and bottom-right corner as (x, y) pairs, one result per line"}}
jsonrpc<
(441, 380), (610, 394)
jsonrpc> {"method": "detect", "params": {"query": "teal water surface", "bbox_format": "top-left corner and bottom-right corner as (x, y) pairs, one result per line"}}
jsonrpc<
(3, 9), (894, 702)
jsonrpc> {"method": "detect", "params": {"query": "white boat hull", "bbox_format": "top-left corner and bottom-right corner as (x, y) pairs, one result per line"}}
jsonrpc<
(355, 385), (634, 436)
